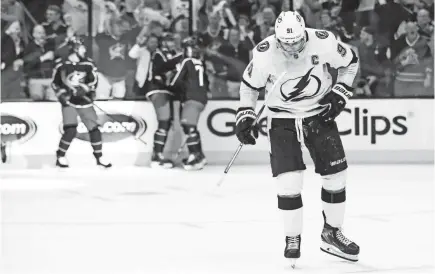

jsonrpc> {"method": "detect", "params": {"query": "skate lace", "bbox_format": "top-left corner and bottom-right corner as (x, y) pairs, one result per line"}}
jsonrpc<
(336, 229), (352, 246)
(286, 236), (299, 249)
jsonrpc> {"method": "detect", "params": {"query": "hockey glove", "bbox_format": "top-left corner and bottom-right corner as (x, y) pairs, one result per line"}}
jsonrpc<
(235, 107), (259, 145)
(72, 84), (90, 97)
(318, 83), (353, 123)
(57, 90), (70, 107)
(87, 90), (96, 102)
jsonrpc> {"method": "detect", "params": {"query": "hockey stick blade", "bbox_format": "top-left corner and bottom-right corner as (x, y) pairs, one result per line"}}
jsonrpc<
(86, 98), (148, 146)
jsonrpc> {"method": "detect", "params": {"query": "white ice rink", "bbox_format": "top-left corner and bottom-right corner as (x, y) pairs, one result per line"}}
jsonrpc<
(0, 164), (433, 274)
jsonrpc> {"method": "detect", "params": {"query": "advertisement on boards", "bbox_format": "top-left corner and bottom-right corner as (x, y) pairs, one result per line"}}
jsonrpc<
(200, 99), (434, 153)
(0, 101), (156, 167)
(0, 99), (433, 167)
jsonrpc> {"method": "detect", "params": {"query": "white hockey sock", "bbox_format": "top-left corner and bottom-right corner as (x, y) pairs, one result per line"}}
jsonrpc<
(278, 195), (303, 236)
(322, 201), (345, 228)
(281, 207), (303, 236)
(321, 188), (346, 228)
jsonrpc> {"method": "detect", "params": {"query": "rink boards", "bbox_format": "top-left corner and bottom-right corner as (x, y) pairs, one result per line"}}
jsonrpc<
(0, 99), (433, 168)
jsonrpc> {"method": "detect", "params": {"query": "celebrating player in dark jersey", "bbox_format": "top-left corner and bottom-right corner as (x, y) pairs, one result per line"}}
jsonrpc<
(51, 37), (112, 168)
(143, 34), (183, 168)
(170, 37), (209, 170)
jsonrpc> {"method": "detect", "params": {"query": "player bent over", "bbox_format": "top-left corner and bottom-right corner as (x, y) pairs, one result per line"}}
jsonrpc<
(51, 37), (112, 168)
(170, 38), (208, 170)
(235, 11), (359, 266)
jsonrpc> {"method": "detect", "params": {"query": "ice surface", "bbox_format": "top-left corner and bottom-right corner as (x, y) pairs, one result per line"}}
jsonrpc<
(0, 164), (433, 274)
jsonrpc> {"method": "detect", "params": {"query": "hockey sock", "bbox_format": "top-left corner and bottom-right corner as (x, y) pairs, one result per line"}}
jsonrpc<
(182, 124), (202, 154)
(57, 125), (77, 157)
(321, 187), (346, 228)
(154, 121), (171, 154)
(278, 194), (303, 237)
(89, 127), (103, 158)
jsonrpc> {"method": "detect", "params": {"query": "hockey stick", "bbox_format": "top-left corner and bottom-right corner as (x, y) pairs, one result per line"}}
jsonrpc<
(174, 138), (187, 160)
(217, 72), (287, 186)
(72, 96), (149, 146)
(89, 100), (148, 146)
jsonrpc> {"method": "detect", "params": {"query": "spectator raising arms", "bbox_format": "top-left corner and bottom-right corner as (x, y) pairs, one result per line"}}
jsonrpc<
(23, 25), (57, 101)
(1, 21), (25, 100)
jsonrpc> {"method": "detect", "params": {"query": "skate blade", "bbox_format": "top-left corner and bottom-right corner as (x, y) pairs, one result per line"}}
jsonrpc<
(183, 160), (207, 171)
(150, 162), (174, 169)
(98, 164), (112, 169)
(320, 242), (359, 262)
(288, 258), (297, 269)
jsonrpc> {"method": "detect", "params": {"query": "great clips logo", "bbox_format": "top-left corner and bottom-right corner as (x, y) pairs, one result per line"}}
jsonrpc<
(0, 115), (37, 143)
(207, 107), (408, 144)
(338, 108), (407, 144)
(60, 114), (147, 142)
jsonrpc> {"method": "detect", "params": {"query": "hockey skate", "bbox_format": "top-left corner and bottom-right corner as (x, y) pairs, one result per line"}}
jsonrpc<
(182, 152), (207, 171)
(151, 152), (174, 169)
(320, 222), (359, 262)
(95, 155), (112, 168)
(284, 235), (301, 269)
(56, 156), (69, 168)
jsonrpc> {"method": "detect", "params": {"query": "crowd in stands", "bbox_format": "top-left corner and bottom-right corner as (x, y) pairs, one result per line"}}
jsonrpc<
(1, 0), (434, 101)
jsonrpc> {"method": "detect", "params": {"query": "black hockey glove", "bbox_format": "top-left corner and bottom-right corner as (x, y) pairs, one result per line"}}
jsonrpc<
(87, 90), (96, 102)
(73, 84), (90, 97)
(57, 90), (70, 107)
(318, 83), (353, 123)
(235, 107), (259, 145)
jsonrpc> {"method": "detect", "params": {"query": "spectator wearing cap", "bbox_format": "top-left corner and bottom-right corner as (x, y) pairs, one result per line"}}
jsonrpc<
(391, 21), (433, 97)
(351, 26), (393, 97)
(1, 21), (25, 100)
(23, 25), (57, 101)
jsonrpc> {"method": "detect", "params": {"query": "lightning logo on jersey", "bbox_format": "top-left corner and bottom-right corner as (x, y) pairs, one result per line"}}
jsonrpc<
(280, 67), (321, 102)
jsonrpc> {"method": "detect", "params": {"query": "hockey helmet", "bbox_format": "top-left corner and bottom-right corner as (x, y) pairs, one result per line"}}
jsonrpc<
(67, 36), (86, 58)
(274, 11), (307, 55)
(182, 36), (202, 58)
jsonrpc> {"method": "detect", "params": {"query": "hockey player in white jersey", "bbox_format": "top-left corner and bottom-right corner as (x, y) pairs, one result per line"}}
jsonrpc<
(235, 11), (360, 266)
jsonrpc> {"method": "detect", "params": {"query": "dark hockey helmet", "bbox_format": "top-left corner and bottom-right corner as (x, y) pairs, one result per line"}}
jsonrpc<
(67, 36), (86, 58)
(182, 36), (202, 58)
(161, 33), (176, 52)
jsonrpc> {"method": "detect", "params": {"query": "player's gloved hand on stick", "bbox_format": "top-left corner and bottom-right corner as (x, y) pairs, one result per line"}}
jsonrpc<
(73, 84), (90, 97)
(58, 91), (70, 107)
(86, 90), (96, 102)
(235, 107), (259, 145)
(318, 83), (353, 123)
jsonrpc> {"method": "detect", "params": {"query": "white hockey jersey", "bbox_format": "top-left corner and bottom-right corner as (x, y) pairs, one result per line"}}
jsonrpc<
(240, 28), (357, 119)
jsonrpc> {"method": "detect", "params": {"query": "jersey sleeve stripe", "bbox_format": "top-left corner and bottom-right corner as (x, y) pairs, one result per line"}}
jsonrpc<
(242, 79), (263, 91)
(169, 59), (188, 86)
